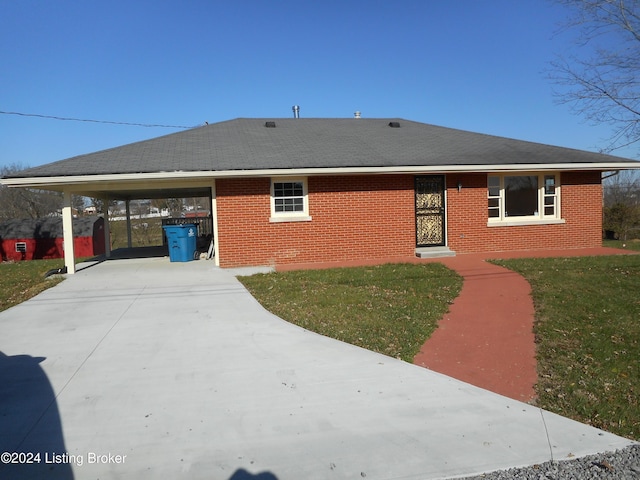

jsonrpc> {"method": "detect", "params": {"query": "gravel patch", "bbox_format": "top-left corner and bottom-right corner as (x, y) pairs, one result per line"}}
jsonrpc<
(458, 444), (640, 479)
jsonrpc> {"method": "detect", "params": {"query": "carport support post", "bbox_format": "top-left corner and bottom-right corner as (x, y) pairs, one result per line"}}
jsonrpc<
(102, 196), (111, 258)
(125, 199), (133, 248)
(211, 183), (220, 266)
(62, 191), (76, 274)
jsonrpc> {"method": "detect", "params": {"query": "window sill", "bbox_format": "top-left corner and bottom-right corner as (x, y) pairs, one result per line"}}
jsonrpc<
(269, 215), (312, 223)
(487, 218), (566, 227)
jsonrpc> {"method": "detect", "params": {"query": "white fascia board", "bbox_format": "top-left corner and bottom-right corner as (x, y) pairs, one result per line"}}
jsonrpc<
(452, 163), (640, 173)
(225, 163), (640, 175)
(2, 162), (639, 188)
(0, 172), (219, 189)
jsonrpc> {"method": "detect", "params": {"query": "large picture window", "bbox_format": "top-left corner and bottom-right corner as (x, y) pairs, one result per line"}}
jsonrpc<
(270, 177), (311, 222)
(488, 173), (560, 223)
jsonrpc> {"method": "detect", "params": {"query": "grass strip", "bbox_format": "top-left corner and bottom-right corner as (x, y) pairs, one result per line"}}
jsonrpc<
(239, 263), (462, 363)
(0, 259), (67, 313)
(603, 238), (640, 251)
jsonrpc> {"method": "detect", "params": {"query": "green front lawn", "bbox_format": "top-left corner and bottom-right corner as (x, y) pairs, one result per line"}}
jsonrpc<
(239, 263), (463, 362)
(0, 259), (66, 313)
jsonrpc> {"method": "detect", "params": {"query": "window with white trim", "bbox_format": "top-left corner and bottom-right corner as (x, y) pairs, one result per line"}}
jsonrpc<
(488, 173), (560, 223)
(270, 177), (311, 222)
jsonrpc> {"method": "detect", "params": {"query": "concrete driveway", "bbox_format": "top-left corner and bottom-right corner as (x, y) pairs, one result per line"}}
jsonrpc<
(0, 257), (635, 480)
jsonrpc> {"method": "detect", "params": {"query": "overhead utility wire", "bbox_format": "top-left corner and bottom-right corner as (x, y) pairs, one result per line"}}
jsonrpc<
(0, 110), (198, 129)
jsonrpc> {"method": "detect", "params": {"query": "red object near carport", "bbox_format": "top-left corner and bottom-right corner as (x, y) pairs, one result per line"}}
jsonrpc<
(0, 216), (105, 262)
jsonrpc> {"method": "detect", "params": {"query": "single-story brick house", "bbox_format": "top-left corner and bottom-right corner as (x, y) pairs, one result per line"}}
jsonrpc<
(0, 216), (105, 262)
(1, 118), (638, 273)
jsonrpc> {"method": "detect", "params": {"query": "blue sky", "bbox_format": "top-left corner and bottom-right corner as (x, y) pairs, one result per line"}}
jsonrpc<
(1, 0), (636, 171)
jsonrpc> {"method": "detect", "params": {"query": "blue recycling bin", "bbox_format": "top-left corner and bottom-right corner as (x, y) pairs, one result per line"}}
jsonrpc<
(163, 224), (197, 262)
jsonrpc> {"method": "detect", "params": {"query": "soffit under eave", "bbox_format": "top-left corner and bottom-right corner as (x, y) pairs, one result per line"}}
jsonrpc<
(75, 187), (214, 201)
(17, 179), (215, 200)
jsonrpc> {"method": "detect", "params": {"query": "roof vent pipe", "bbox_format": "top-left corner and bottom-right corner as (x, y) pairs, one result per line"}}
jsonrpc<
(354, 111), (361, 119)
(292, 105), (300, 119)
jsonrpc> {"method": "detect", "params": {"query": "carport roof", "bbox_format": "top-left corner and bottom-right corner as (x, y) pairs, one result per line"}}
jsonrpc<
(3, 118), (639, 181)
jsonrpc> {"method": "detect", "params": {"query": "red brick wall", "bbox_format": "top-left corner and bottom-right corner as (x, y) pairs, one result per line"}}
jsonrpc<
(446, 171), (603, 253)
(216, 175), (416, 267)
(215, 172), (603, 267)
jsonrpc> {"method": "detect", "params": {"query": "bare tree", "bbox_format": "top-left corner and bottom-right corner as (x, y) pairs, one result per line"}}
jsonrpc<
(152, 198), (183, 217)
(603, 169), (640, 238)
(603, 169), (640, 206)
(549, 0), (640, 154)
(0, 164), (63, 221)
(91, 197), (105, 214)
(72, 195), (87, 216)
(90, 197), (118, 215)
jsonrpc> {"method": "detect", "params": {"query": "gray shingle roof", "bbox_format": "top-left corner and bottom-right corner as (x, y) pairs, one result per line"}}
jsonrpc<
(0, 217), (102, 239)
(6, 118), (638, 178)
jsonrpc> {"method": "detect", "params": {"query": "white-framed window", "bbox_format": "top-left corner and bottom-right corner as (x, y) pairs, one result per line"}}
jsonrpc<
(488, 173), (562, 225)
(270, 177), (311, 222)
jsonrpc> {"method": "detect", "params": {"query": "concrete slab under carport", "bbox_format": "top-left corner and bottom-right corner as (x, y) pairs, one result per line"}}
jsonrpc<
(0, 257), (635, 480)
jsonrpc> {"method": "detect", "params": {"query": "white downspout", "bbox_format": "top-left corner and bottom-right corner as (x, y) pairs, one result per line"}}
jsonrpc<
(62, 191), (76, 274)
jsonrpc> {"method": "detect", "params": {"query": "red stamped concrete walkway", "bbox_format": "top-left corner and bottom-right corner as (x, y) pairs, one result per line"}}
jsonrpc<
(414, 247), (636, 403)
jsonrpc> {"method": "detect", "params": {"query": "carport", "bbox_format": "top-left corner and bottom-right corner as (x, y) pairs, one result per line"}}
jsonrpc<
(1, 173), (220, 273)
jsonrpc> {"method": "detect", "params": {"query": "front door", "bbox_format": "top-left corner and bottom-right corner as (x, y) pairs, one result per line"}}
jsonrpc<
(415, 175), (446, 247)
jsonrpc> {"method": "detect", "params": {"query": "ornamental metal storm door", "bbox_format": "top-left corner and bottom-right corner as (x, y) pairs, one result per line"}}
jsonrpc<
(415, 175), (446, 247)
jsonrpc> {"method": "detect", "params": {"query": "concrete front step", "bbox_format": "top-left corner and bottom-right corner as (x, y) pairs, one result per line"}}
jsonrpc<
(415, 246), (456, 258)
